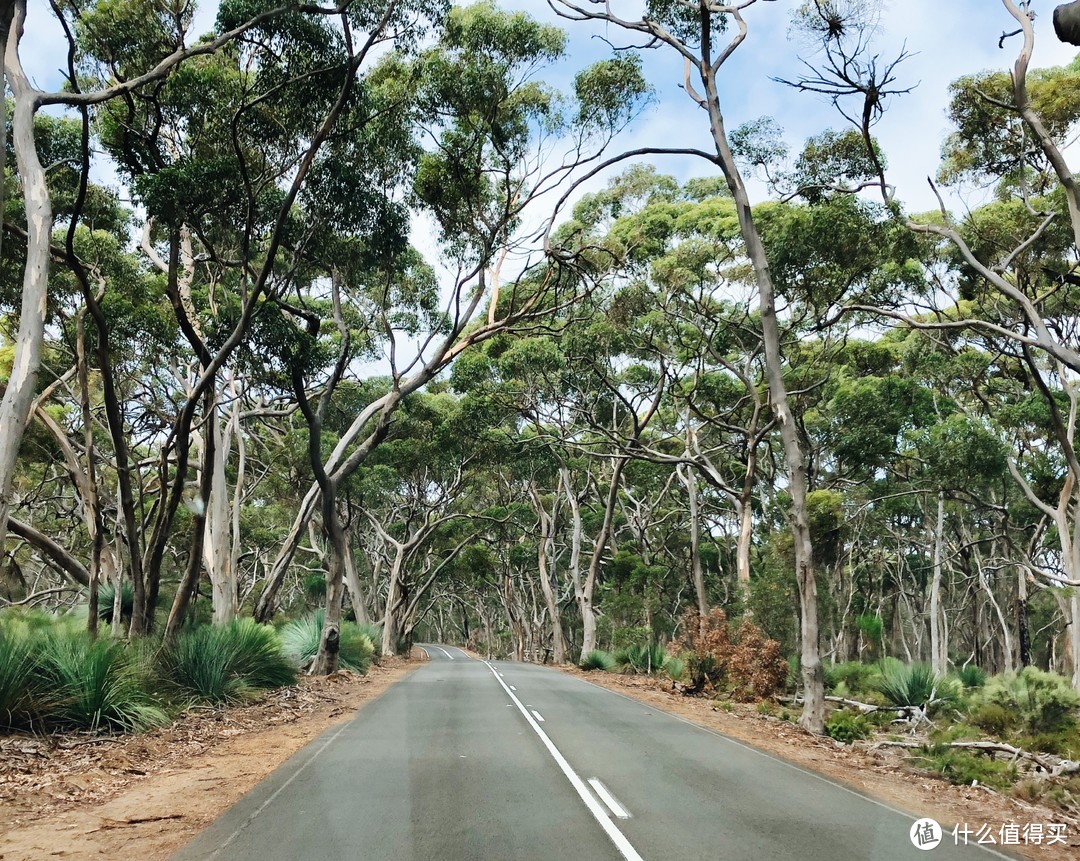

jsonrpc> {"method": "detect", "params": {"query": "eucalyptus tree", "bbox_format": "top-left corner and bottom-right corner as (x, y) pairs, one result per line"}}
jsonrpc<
(546, 0), (856, 730)
(0, 0), (327, 620)
(792, 0), (1080, 686)
(251, 2), (652, 666)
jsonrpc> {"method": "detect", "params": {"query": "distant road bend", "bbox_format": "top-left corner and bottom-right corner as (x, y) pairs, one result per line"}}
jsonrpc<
(170, 646), (1015, 861)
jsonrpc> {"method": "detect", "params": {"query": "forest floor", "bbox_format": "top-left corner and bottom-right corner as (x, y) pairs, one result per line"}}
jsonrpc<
(559, 666), (1080, 861)
(0, 653), (423, 861)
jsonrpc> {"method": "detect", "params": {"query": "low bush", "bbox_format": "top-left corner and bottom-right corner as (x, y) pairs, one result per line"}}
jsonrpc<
(95, 583), (135, 623)
(824, 661), (881, 696)
(580, 649), (616, 671)
(355, 622), (383, 656)
(974, 667), (1079, 736)
(876, 660), (956, 709)
(911, 746), (1017, 791)
(279, 611), (375, 673)
(615, 642), (668, 674)
(42, 631), (167, 732)
(0, 626), (46, 729)
(159, 619), (296, 704)
(676, 609), (788, 700)
(954, 664), (987, 689)
(665, 656), (686, 682)
(825, 709), (872, 744)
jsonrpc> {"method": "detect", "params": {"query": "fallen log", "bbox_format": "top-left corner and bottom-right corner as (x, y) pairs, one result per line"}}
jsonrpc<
(874, 739), (1080, 777)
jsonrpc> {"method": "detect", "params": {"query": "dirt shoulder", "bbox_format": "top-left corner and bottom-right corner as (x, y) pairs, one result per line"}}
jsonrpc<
(0, 654), (423, 861)
(560, 667), (1080, 861)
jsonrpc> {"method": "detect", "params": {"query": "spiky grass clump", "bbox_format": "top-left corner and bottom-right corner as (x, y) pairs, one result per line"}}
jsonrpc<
(876, 660), (955, 708)
(159, 619), (296, 704)
(42, 631), (167, 732)
(355, 622), (383, 656)
(954, 664), (987, 689)
(580, 649), (616, 671)
(0, 626), (47, 729)
(665, 656), (686, 682)
(279, 611), (374, 673)
(95, 583), (135, 622)
(615, 642), (669, 674)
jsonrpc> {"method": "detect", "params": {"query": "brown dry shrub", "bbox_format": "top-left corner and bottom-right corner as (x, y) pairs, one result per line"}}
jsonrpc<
(676, 609), (787, 700)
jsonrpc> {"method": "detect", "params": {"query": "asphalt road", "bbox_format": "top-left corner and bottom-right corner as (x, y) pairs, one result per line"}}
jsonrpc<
(170, 646), (1018, 861)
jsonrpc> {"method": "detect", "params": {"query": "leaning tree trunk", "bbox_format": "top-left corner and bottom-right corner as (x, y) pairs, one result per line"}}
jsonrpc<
(0, 0), (52, 555)
(699, 56), (825, 733)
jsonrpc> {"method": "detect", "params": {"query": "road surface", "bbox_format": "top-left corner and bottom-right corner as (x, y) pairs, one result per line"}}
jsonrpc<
(170, 646), (1017, 861)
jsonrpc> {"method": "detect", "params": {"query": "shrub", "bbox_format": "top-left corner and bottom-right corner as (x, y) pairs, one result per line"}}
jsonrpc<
(0, 626), (46, 729)
(971, 702), (1010, 736)
(675, 609), (788, 699)
(975, 667), (1079, 735)
(954, 664), (987, 689)
(665, 657), (686, 682)
(580, 650), (616, 671)
(355, 622), (383, 656)
(279, 611), (375, 673)
(42, 631), (167, 732)
(159, 619), (296, 704)
(825, 709), (872, 744)
(855, 614), (885, 656)
(876, 660), (955, 709)
(615, 642), (668, 674)
(95, 583), (135, 623)
(912, 746), (1017, 791)
(824, 661), (881, 696)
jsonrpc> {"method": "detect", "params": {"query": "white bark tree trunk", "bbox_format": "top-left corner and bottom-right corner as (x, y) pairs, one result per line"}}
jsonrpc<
(0, 1), (52, 554)
(929, 491), (947, 676)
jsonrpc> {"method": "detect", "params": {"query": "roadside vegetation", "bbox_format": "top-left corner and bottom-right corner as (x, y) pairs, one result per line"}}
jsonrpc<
(0, 608), (380, 734)
(578, 615), (1080, 821)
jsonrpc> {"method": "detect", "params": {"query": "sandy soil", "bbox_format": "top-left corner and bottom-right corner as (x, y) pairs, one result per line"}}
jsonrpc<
(560, 667), (1080, 861)
(0, 655), (422, 861)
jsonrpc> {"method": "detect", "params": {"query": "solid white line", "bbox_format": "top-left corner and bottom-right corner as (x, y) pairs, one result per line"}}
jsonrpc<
(483, 662), (644, 861)
(435, 646), (454, 660)
(588, 779), (630, 819)
(531, 709), (545, 723)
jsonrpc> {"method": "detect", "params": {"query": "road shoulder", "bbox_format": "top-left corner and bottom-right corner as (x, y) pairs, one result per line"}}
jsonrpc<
(0, 657), (422, 861)
(557, 666), (1077, 861)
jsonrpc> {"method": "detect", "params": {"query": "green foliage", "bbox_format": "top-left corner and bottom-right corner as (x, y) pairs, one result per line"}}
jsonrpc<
(665, 657), (686, 682)
(876, 660), (955, 709)
(823, 661), (881, 696)
(158, 619), (297, 704)
(974, 667), (1080, 735)
(95, 583), (135, 623)
(0, 626), (45, 729)
(355, 622), (383, 656)
(580, 649), (616, 672)
(954, 665), (987, 689)
(825, 709), (872, 744)
(614, 642), (669, 675)
(854, 614), (884, 657)
(912, 746), (1017, 791)
(279, 611), (375, 673)
(41, 631), (168, 732)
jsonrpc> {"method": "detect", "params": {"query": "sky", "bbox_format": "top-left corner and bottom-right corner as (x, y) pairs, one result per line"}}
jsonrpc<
(19, 0), (1080, 215)
(15, 0), (1080, 371)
